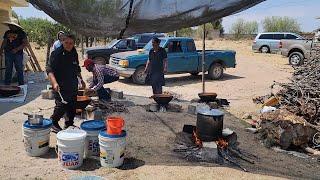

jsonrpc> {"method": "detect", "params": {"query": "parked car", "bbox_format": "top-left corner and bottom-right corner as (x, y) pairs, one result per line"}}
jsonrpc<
(130, 33), (165, 49)
(109, 37), (236, 84)
(280, 37), (316, 66)
(84, 38), (137, 64)
(252, 32), (304, 53)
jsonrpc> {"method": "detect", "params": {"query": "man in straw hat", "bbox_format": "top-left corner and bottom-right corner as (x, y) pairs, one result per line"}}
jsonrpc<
(0, 21), (27, 85)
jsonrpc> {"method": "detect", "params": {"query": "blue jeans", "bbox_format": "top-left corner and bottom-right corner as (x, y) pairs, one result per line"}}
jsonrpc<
(5, 52), (24, 85)
(94, 75), (119, 100)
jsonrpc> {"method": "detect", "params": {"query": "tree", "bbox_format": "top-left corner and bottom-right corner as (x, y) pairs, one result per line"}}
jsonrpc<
(230, 18), (258, 39)
(263, 16), (301, 33)
(211, 19), (224, 36)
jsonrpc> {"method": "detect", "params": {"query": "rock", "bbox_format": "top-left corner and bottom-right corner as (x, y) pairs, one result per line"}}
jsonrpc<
(110, 90), (124, 99)
(41, 90), (54, 100)
(146, 103), (159, 112)
(242, 113), (252, 119)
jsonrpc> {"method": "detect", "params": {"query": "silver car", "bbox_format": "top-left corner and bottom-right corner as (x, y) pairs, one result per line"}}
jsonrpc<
(252, 32), (303, 53)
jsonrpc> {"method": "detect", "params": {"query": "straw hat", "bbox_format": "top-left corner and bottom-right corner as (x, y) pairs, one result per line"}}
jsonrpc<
(2, 21), (23, 29)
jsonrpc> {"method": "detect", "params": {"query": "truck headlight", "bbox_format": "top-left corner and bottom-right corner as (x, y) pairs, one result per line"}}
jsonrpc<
(119, 60), (129, 67)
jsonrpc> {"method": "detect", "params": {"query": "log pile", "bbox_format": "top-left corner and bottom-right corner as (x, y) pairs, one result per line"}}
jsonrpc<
(274, 46), (320, 125)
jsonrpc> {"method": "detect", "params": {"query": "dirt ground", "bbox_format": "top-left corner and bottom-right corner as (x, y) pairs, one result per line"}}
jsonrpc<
(2, 40), (319, 179)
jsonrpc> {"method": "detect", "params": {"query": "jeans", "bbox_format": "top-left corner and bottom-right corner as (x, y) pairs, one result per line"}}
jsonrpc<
(5, 52), (24, 85)
(94, 75), (119, 101)
(51, 95), (76, 126)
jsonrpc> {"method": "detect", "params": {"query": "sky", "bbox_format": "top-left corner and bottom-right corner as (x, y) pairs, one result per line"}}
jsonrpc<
(13, 0), (320, 33)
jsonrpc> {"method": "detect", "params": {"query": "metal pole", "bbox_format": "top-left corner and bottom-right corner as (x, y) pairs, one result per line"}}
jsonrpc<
(202, 24), (206, 93)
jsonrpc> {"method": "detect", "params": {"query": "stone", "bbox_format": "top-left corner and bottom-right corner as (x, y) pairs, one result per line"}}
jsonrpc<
(146, 103), (159, 112)
(110, 90), (124, 99)
(41, 90), (54, 100)
(242, 113), (252, 120)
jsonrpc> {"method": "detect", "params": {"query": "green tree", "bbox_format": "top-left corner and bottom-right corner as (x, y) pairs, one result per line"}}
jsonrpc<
(263, 16), (301, 33)
(230, 18), (258, 39)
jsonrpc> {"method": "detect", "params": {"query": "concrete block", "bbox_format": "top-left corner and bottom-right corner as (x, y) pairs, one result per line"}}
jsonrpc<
(188, 104), (197, 115)
(110, 90), (124, 99)
(208, 102), (219, 109)
(167, 103), (183, 112)
(201, 141), (219, 162)
(146, 103), (159, 112)
(41, 90), (54, 100)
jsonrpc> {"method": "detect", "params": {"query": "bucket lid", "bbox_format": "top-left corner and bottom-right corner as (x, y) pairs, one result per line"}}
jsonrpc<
(23, 119), (52, 129)
(57, 129), (87, 140)
(99, 129), (127, 138)
(198, 109), (224, 116)
(80, 120), (105, 131)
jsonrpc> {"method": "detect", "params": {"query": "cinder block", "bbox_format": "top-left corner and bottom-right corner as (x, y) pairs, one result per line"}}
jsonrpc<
(146, 103), (159, 112)
(188, 105), (197, 115)
(167, 103), (183, 112)
(110, 90), (124, 99)
(201, 141), (219, 162)
(41, 90), (54, 100)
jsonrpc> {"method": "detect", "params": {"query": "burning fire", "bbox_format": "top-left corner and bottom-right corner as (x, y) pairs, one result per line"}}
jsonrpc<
(216, 138), (229, 149)
(192, 129), (203, 148)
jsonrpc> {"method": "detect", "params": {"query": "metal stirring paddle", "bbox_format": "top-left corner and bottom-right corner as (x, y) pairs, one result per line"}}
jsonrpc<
(57, 91), (68, 104)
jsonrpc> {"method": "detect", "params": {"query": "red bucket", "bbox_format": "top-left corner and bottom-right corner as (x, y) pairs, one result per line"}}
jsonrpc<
(106, 116), (124, 135)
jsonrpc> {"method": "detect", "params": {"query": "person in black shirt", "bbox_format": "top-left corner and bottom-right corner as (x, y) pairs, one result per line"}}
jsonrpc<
(46, 33), (86, 132)
(0, 21), (27, 85)
(144, 37), (168, 94)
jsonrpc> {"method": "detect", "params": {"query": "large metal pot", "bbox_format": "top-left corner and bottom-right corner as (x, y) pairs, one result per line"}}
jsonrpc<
(25, 113), (44, 125)
(196, 109), (224, 141)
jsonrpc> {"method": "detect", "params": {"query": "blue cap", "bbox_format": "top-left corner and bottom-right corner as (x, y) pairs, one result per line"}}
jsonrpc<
(23, 119), (52, 129)
(99, 129), (127, 138)
(80, 120), (105, 131)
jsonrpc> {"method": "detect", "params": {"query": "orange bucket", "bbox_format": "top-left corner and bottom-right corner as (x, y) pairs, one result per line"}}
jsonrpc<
(106, 116), (124, 135)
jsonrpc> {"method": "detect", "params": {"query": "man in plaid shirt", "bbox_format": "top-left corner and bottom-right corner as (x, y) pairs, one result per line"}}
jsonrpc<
(83, 59), (119, 101)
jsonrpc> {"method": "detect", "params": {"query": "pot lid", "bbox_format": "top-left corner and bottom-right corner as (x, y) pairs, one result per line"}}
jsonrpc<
(23, 119), (52, 129)
(198, 109), (224, 116)
(80, 120), (105, 131)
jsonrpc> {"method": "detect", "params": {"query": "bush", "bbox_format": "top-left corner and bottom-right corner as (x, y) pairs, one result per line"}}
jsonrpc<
(263, 16), (301, 33)
(19, 18), (71, 46)
(230, 18), (258, 39)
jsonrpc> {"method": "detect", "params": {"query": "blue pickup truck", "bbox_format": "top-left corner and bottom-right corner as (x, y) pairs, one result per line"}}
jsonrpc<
(109, 37), (236, 84)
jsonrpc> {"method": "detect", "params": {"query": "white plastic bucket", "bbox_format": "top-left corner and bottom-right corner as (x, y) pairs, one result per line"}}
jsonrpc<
(56, 129), (87, 169)
(99, 130), (126, 168)
(22, 119), (52, 157)
(80, 120), (105, 158)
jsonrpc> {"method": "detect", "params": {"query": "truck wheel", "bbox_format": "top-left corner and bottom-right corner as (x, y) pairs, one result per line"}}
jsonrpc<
(132, 66), (147, 85)
(209, 63), (224, 80)
(260, 46), (270, 53)
(93, 57), (106, 65)
(190, 72), (199, 76)
(289, 52), (304, 66)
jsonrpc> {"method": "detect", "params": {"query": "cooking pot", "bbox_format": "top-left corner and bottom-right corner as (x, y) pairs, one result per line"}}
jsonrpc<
(76, 96), (92, 109)
(152, 94), (173, 106)
(196, 109), (224, 141)
(0, 85), (21, 97)
(198, 92), (217, 103)
(24, 113), (44, 125)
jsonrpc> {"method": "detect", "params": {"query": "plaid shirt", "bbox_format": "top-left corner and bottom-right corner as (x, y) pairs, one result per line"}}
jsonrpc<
(89, 64), (119, 91)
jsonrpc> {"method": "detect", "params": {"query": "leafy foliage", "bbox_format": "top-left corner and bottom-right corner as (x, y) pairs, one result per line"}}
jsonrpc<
(19, 18), (71, 46)
(230, 18), (258, 39)
(263, 16), (301, 33)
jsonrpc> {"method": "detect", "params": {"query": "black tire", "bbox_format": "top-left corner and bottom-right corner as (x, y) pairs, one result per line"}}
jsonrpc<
(93, 56), (107, 65)
(132, 66), (147, 85)
(260, 46), (270, 53)
(289, 52), (304, 66)
(208, 63), (224, 80)
(190, 72), (199, 76)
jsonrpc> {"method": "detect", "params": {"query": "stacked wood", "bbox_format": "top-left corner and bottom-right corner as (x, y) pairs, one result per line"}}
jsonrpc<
(258, 109), (319, 149)
(274, 48), (320, 125)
